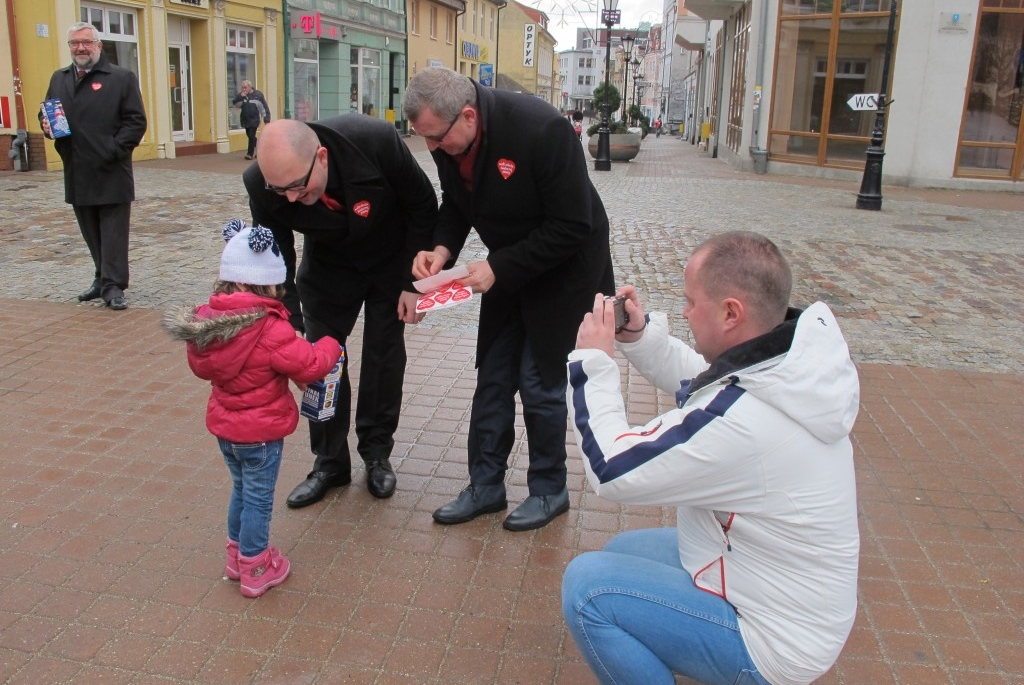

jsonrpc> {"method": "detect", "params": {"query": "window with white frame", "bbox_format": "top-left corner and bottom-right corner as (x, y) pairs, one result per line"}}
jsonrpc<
(226, 25), (258, 129)
(80, 2), (140, 78)
(410, 0), (420, 34)
(429, 6), (438, 38)
(446, 13), (454, 43)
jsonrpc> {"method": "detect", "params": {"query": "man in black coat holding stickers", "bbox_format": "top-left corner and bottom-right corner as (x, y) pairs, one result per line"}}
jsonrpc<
(243, 116), (438, 506)
(404, 67), (615, 531)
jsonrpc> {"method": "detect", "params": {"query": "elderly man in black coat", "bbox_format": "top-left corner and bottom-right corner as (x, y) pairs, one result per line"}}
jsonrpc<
(40, 22), (147, 311)
(405, 67), (615, 531)
(243, 117), (438, 506)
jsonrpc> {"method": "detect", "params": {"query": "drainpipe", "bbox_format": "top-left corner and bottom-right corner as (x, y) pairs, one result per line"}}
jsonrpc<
(282, 0), (291, 119)
(748, 0), (770, 173)
(5, 0), (29, 170)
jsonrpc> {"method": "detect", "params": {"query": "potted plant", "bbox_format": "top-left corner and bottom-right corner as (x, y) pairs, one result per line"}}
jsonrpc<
(585, 83), (641, 162)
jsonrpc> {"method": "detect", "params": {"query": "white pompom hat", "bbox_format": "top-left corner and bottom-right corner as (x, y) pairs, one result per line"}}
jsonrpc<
(219, 218), (286, 286)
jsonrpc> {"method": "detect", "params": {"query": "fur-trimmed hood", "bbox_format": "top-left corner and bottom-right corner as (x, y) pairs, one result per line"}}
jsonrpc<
(163, 305), (267, 351)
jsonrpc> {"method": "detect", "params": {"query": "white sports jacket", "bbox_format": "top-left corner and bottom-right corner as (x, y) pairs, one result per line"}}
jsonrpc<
(567, 302), (860, 685)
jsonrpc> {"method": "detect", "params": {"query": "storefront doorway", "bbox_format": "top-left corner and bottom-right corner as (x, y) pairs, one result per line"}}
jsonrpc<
(168, 17), (194, 142)
(956, 7), (1024, 180)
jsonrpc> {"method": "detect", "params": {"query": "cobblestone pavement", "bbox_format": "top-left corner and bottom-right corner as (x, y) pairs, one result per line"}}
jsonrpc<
(2, 134), (1022, 374)
(0, 135), (1022, 685)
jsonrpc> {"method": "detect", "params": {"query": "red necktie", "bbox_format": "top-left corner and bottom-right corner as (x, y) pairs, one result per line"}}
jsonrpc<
(320, 192), (343, 212)
(77, 68), (87, 80)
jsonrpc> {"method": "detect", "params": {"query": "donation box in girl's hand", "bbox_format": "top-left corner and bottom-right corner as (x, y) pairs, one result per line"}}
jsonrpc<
(300, 348), (346, 422)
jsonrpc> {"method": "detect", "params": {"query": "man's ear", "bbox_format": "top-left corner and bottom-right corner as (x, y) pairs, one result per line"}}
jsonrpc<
(721, 297), (744, 331)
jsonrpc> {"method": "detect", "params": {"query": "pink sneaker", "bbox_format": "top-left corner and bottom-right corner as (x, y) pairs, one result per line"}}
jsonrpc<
(238, 546), (290, 598)
(225, 539), (240, 581)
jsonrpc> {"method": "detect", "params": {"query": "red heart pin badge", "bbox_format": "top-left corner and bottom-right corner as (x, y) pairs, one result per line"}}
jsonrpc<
(352, 200), (371, 218)
(91, 83), (102, 91)
(497, 159), (516, 179)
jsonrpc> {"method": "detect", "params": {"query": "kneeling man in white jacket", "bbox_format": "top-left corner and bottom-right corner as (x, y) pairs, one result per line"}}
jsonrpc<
(563, 231), (860, 685)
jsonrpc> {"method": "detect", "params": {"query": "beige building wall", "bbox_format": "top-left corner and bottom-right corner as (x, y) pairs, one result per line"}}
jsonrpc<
(454, 0), (501, 83)
(496, 0), (555, 103)
(407, 0), (465, 76)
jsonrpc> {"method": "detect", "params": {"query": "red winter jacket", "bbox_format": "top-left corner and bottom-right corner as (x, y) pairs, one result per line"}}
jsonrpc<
(163, 292), (341, 443)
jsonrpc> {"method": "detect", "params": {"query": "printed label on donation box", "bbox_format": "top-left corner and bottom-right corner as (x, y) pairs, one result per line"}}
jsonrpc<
(42, 99), (71, 138)
(300, 348), (346, 422)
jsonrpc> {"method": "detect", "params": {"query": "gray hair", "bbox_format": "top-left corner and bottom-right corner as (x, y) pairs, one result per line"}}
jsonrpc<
(67, 22), (100, 41)
(241, 80), (253, 88)
(693, 231), (792, 328)
(404, 68), (478, 121)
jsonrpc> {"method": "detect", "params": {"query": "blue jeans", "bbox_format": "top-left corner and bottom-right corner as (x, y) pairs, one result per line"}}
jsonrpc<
(562, 528), (772, 685)
(219, 439), (283, 557)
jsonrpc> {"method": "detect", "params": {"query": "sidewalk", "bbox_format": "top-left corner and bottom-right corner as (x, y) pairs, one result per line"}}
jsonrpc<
(0, 134), (1021, 685)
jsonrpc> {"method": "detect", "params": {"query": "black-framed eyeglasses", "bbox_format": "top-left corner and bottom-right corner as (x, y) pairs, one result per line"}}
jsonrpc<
(414, 107), (464, 144)
(265, 150), (319, 194)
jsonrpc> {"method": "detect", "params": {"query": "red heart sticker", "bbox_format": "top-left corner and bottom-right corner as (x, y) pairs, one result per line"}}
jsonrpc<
(452, 287), (471, 301)
(497, 159), (516, 179)
(416, 297), (435, 311)
(91, 83), (102, 91)
(352, 200), (371, 218)
(434, 290), (452, 304)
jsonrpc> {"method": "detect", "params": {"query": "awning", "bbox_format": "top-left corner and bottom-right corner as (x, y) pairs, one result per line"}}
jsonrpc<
(682, 0), (744, 22)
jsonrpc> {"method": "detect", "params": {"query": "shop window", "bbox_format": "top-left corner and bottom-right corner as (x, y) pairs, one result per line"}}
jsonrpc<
(226, 26), (258, 130)
(80, 2), (140, 79)
(351, 48), (382, 119)
(956, 11), (1024, 179)
(725, 2), (751, 152)
(294, 39), (319, 122)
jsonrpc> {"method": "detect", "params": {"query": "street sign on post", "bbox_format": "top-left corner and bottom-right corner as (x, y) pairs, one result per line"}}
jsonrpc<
(848, 93), (881, 111)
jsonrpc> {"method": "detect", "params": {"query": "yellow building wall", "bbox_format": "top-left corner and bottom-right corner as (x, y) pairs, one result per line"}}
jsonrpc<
(454, 0), (499, 83)
(14, 0), (283, 170)
(408, 0), (459, 75)
(496, 3), (535, 92)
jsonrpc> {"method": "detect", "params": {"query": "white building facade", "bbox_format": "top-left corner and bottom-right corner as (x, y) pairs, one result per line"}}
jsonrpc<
(676, 0), (1024, 189)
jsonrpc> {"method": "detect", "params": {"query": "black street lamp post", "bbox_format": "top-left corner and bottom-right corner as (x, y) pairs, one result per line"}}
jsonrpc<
(594, 0), (621, 172)
(856, 0), (899, 211)
(620, 34), (635, 124)
(633, 65), (643, 121)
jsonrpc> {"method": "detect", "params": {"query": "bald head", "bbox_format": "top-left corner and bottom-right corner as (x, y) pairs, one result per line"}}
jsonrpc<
(256, 119), (319, 165)
(255, 120), (327, 205)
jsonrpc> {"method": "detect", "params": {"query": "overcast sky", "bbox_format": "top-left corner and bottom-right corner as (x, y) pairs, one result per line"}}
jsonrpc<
(531, 0), (666, 50)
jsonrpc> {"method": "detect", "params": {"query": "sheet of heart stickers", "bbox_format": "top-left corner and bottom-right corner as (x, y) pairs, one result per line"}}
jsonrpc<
(413, 266), (473, 313)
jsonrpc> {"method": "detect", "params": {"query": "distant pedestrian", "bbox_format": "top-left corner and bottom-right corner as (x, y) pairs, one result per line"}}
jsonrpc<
(39, 22), (147, 311)
(163, 219), (342, 598)
(233, 80), (271, 160)
(654, 115), (663, 138)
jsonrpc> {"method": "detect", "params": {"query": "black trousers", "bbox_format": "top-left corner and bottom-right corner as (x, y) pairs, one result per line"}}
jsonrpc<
(467, 314), (568, 496)
(244, 126), (258, 156)
(303, 285), (406, 477)
(73, 203), (130, 301)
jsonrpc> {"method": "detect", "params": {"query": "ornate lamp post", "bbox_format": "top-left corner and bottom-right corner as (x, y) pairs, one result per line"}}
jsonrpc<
(856, 0), (898, 210)
(593, 0), (621, 172)
(632, 63), (643, 122)
(620, 33), (635, 123)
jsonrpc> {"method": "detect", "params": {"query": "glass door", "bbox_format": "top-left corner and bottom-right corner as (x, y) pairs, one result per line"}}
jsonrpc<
(168, 18), (193, 142)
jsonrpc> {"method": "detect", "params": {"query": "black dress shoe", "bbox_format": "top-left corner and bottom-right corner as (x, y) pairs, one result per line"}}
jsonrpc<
(107, 296), (128, 310)
(286, 470), (351, 508)
(502, 487), (570, 531)
(433, 484), (507, 524)
(365, 459), (396, 499)
(78, 284), (102, 301)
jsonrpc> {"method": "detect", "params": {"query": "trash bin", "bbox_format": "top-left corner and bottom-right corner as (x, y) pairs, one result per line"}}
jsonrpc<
(750, 148), (768, 174)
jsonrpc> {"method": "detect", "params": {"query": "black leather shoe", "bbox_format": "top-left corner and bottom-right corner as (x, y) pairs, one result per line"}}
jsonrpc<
(107, 296), (128, 310)
(365, 459), (396, 499)
(78, 284), (102, 301)
(502, 487), (570, 531)
(286, 470), (351, 508)
(432, 484), (507, 524)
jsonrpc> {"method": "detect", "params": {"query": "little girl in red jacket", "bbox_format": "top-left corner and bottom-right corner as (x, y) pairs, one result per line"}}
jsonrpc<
(164, 219), (341, 597)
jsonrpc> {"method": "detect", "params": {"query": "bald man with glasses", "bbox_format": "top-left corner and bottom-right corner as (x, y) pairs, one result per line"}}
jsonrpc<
(243, 116), (438, 507)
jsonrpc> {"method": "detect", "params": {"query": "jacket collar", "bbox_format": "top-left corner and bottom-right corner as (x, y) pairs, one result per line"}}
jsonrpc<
(680, 307), (802, 401)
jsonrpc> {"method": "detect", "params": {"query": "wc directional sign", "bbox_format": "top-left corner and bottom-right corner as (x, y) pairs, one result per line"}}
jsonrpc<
(847, 93), (881, 111)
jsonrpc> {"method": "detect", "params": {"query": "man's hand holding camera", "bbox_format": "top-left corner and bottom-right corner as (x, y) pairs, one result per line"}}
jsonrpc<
(576, 286), (646, 355)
